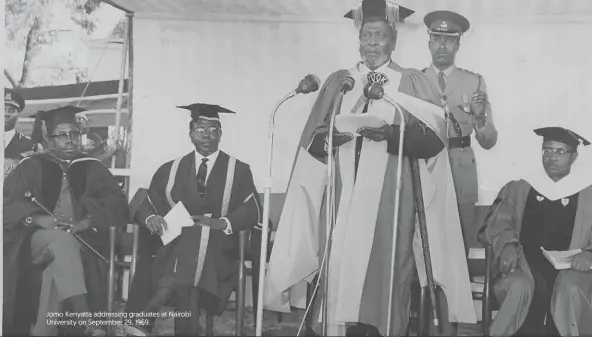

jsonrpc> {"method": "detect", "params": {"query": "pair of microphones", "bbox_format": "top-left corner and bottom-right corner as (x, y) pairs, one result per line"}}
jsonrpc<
(293, 73), (383, 99)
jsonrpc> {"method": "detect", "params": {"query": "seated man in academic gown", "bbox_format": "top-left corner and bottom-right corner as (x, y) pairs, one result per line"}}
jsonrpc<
(123, 104), (262, 336)
(3, 105), (129, 336)
(4, 88), (40, 177)
(480, 126), (592, 336)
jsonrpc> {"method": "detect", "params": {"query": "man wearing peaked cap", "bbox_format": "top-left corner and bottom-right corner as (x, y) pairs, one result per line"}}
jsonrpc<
(3, 104), (129, 336)
(265, 0), (475, 336)
(4, 88), (40, 177)
(422, 10), (498, 255)
(123, 103), (262, 336)
(479, 126), (592, 336)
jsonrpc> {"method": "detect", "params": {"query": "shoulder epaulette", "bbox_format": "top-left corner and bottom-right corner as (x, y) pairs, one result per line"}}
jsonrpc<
(458, 68), (481, 77)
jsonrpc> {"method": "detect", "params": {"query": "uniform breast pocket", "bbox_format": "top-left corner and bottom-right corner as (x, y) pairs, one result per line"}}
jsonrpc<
(450, 149), (479, 204)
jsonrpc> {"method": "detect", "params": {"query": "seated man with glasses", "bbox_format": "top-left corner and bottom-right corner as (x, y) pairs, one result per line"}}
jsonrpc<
(123, 103), (262, 336)
(480, 126), (592, 336)
(3, 105), (129, 336)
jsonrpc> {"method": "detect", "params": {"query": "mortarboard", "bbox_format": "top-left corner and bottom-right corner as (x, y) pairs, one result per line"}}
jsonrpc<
(177, 103), (236, 122)
(534, 126), (591, 149)
(344, 0), (415, 28)
(5, 88), (25, 112)
(424, 10), (470, 37)
(34, 105), (87, 136)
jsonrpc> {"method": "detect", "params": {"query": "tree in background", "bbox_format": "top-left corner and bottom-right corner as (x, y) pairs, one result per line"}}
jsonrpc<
(5, 0), (102, 87)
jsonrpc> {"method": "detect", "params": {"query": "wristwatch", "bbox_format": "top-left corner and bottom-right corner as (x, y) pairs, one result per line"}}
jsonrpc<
(24, 216), (33, 226)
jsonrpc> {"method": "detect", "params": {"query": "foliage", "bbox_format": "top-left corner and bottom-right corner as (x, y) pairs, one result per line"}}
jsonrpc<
(5, 0), (103, 87)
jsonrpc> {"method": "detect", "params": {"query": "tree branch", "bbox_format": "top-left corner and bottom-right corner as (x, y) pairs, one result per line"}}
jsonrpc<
(4, 70), (18, 88)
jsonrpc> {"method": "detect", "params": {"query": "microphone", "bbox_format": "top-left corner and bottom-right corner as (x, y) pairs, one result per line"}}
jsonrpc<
(341, 76), (355, 93)
(364, 82), (385, 100)
(295, 74), (321, 94)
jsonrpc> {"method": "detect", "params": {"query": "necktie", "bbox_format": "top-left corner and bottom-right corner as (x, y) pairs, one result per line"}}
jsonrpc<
(197, 158), (209, 196)
(438, 71), (447, 92)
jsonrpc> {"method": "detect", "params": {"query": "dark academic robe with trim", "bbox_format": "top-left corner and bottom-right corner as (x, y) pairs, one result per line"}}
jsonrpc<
(126, 150), (261, 315)
(3, 152), (129, 336)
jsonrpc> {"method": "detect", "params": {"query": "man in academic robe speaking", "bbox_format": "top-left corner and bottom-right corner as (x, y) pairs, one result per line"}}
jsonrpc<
(264, 0), (476, 335)
(124, 104), (262, 336)
(3, 105), (129, 336)
(480, 126), (592, 336)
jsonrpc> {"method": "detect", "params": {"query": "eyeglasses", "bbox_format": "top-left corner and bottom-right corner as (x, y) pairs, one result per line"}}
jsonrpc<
(429, 35), (459, 46)
(51, 131), (82, 142)
(191, 126), (221, 134)
(542, 148), (573, 157)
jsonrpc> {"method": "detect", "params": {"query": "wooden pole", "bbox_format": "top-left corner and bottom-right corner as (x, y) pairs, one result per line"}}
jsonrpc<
(111, 14), (130, 169)
(123, 13), (134, 197)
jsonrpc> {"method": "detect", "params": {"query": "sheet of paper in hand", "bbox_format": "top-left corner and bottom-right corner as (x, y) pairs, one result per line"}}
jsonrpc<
(541, 247), (583, 270)
(161, 202), (194, 245)
(335, 114), (388, 137)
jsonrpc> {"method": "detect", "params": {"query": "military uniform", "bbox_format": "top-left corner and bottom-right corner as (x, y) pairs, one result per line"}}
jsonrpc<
(4, 88), (40, 177)
(423, 11), (498, 250)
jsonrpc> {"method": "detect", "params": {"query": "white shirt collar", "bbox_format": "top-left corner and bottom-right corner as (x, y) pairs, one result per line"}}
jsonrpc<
(358, 60), (391, 75)
(194, 149), (220, 179)
(431, 64), (456, 79)
(4, 129), (16, 149)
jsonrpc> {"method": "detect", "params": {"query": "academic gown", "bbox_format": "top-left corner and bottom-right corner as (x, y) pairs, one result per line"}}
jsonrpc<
(126, 150), (261, 316)
(265, 61), (476, 336)
(481, 179), (592, 336)
(3, 152), (129, 336)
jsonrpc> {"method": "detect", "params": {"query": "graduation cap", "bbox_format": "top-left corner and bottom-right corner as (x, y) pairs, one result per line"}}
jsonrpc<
(424, 10), (470, 37)
(344, 0), (415, 28)
(5, 88), (25, 112)
(177, 103), (236, 123)
(534, 127), (591, 149)
(34, 105), (87, 136)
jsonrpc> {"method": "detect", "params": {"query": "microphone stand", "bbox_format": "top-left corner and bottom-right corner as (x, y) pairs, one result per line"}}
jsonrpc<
(321, 85), (349, 337)
(381, 94), (441, 336)
(255, 90), (297, 337)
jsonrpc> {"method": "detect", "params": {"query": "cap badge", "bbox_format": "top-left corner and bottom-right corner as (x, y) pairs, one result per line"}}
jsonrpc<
(440, 21), (448, 29)
(5, 92), (12, 101)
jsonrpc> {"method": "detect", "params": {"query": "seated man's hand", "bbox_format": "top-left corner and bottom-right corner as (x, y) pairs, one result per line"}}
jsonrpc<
(32, 215), (58, 230)
(192, 216), (227, 231)
(499, 243), (520, 277)
(571, 251), (592, 272)
(358, 125), (393, 142)
(55, 217), (91, 234)
(146, 215), (167, 235)
(333, 131), (355, 147)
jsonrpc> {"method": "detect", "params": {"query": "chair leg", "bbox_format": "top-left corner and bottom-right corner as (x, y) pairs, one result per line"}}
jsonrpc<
(236, 252), (246, 335)
(418, 286), (427, 337)
(107, 226), (116, 336)
(206, 314), (214, 337)
(483, 245), (493, 337)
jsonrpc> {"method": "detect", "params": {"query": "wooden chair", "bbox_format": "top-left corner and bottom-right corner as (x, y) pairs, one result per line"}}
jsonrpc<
(107, 224), (140, 335)
(470, 244), (498, 337)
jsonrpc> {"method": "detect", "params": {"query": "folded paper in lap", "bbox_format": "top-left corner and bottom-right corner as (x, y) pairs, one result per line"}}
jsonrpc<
(161, 202), (194, 245)
(540, 247), (586, 270)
